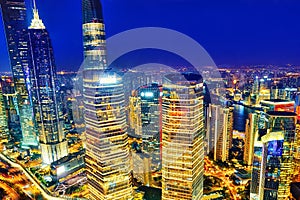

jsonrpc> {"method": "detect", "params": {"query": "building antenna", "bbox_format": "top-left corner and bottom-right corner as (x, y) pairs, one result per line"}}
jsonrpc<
(33, 0), (37, 10)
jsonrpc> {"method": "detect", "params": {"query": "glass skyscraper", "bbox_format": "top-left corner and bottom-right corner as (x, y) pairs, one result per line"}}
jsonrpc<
(82, 0), (132, 199)
(250, 111), (297, 200)
(162, 73), (204, 200)
(0, 0), (38, 146)
(27, 4), (68, 165)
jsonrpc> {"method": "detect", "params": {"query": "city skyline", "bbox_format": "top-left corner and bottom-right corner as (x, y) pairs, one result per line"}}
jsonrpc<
(1, 0), (300, 72)
(1, 0), (300, 199)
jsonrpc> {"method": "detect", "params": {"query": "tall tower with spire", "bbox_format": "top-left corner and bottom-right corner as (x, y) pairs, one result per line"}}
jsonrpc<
(82, 0), (132, 199)
(0, 0), (38, 147)
(28, 0), (68, 165)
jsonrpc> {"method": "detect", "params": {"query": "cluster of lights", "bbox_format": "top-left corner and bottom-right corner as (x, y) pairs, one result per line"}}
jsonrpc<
(141, 92), (154, 98)
(99, 76), (117, 84)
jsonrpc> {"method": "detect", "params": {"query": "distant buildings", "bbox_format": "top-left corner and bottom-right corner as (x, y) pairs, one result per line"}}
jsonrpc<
(162, 73), (204, 200)
(28, 4), (68, 164)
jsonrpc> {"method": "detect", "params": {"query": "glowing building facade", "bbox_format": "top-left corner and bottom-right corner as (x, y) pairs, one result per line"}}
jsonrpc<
(215, 106), (233, 162)
(244, 112), (259, 166)
(82, 0), (132, 199)
(0, 0), (38, 146)
(28, 4), (68, 164)
(162, 73), (204, 200)
(206, 104), (233, 162)
(250, 111), (297, 200)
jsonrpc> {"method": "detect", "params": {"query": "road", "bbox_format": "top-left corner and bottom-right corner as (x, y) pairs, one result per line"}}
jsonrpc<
(0, 153), (67, 200)
(204, 157), (240, 200)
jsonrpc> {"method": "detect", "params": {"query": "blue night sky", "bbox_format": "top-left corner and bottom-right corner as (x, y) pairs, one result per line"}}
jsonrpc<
(1, 0), (300, 72)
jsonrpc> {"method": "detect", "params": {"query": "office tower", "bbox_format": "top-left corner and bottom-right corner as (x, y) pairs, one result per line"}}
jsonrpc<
(28, 3), (68, 164)
(138, 83), (162, 170)
(244, 112), (259, 166)
(250, 111), (296, 200)
(215, 106), (233, 162)
(0, 0), (38, 146)
(0, 81), (8, 136)
(206, 104), (222, 157)
(129, 92), (142, 137)
(162, 73), (204, 200)
(206, 104), (233, 162)
(82, 0), (132, 199)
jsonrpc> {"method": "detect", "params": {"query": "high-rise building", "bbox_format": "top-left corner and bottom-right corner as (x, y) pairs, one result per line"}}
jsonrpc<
(244, 112), (259, 166)
(162, 73), (204, 200)
(0, 0), (38, 146)
(82, 0), (132, 199)
(215, 106), (233, 162)
(250, 111), (297, 200)
(28, 3), (68, 165)
(206, 104), (233, 162)
(129, 92), (142, 137)
(138, 83), (162, 170)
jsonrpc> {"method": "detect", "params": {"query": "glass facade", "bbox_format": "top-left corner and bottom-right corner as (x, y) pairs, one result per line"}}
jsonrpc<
(251, 111), (297, 200)
(28, 8), (68, 165)
(0, 0), (38, 146)
(162, 73), (204, 200)
(82, 0), (132, 199)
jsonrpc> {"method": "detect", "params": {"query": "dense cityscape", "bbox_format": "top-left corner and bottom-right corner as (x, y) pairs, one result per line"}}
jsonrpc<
(0, 0), (300, 200)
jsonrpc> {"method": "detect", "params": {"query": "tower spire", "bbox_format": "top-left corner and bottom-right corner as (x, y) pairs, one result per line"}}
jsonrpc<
(33, 0), (37, 10)
(29, 0), (45, 29)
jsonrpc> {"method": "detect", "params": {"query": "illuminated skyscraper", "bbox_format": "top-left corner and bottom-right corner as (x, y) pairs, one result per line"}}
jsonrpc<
(244, 112), (259, 166)
(138, 83), (162, 170)
(162, 73), (204, 200)
(28, 2), (68, 164)
(82, 0), (132, 199)
(206, 104), (233, 162)
(0, 0), (38, 146)
(250, 111), (296, 200)
(206, 104), (220, 156)
(215, 106), (233, 162)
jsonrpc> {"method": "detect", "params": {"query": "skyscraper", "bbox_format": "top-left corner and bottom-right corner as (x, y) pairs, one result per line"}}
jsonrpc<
(244, 112), (259, 166)
(27, 2), (68, 165)
(206, 104), (233, 162)
(215, 106), (233, 162)
(0, 0), (38, 146)
(82, 0), (132, 199)
(162, 73), (204, 200)
(250, 111), (297, 200)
